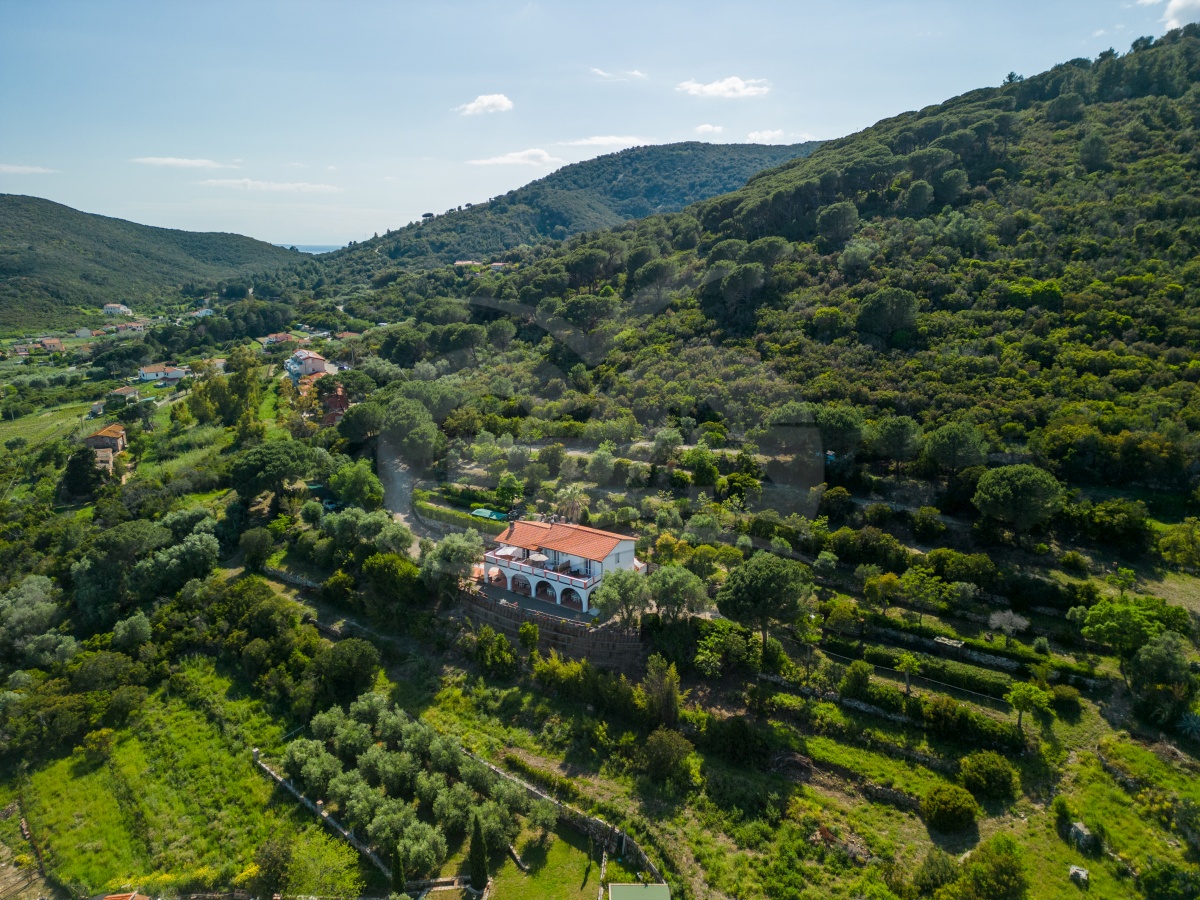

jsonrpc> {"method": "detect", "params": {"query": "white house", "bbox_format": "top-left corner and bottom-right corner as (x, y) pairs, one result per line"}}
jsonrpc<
(284, 349), (328, 378)
(139, 363), (190, 381)
(190, 308), (215, 318)
(481, 519), (645, 614)
(103, 303), (133, 316)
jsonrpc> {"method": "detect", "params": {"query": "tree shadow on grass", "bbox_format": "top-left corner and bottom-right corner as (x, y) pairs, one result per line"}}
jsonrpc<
(925, 821), (980, 855)
(518, 836), (550, 875)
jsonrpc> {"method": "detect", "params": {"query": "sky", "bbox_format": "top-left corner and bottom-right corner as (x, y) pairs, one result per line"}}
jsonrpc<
(2, 0), (1198, 246)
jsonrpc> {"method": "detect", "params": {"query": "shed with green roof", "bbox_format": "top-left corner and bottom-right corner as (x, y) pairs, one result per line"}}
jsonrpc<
(609, 885), (670, 900)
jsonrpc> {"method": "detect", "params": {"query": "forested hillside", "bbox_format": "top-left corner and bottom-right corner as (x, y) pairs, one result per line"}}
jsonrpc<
(0, 195), (301, 333)
(308, 141), (819, 285)
(329, 28), (1200, 502)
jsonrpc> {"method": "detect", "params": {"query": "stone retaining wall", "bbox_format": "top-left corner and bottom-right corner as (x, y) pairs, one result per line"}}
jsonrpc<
(460, 591), (644, 672)
(264, 567), (323, 590)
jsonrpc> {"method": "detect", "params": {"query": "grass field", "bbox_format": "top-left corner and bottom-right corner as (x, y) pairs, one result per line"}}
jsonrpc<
(21, 659), (311, 894)
(490, 825), (603, 900)
(0, 401), (92, 447)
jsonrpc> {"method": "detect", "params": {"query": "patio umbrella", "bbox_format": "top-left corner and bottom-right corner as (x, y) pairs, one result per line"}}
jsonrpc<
(528, 552), (549, 563)
(494, 546), (518, 557)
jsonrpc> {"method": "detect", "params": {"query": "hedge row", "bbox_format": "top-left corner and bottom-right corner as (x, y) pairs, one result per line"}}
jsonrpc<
(414, 499), (508, 534)
(823, 636), (1013, 698)
(866, 613), (1099, 680)
(501, 752), (583, 802)
(846, 677), (1025, 753)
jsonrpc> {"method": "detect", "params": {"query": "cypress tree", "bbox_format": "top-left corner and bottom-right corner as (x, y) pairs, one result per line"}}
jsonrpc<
(468, 814), (488, 890)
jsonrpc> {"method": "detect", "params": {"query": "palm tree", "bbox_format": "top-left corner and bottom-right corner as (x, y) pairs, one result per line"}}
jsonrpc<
(555, 484), (589, 522)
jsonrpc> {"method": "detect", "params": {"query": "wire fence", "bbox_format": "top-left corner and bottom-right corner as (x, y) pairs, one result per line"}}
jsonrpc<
(818, 646), (1013, 714)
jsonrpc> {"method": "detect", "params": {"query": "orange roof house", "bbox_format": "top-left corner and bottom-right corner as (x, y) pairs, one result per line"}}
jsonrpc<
(482, 520), (644, 614)
(84, 423), (127, 453)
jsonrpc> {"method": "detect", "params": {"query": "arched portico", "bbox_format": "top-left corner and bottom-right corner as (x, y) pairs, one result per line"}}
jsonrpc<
(534, 580), (557, 603)
(560, 588), (583, 611)
(510, 574), (532, 596)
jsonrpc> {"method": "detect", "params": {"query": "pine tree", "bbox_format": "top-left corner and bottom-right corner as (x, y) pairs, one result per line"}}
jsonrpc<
(468, 814), (488, 890)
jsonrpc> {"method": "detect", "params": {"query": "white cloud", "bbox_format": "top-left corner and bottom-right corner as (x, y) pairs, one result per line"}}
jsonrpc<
(559, 135), (650, 147)
(695, 124), (724, 135)
(591, 67), (647, 80)
(677, 76), (770, 98)
(456, 93), (514, 115)
(132, 156), (235, 169)
(1164, 0), (1200, 27)
(0, 162), (55, 174)
(748, 129), (785, 143)
(467, 148), (565, 166)
(1093, 29), (1106, 36)
(199, 178), (341, 193)
(1136, 0), (1160, 5)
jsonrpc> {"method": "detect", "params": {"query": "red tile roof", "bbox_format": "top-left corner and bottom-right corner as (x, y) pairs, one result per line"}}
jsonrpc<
(496, 520), (631, 562)
(91, 424), (126, 440)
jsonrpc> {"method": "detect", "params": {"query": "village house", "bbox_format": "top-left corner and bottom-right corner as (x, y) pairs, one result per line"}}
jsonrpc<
(90, 400), (106, 416)
(13, 344), (30, 357)
(109, 385), (141, 402)
(39, 337), (64, 353)
(285, 349), (328, 378)
(481, 519), (645, 614)
(190, 308), (215, 317)
(103, 303), (133, 316)
(84, 423), (127, 453)
(139, 363), (191, 382)
(335, 331), (360, 340)
(259, 332), (307, 346)
(76, 327), (92, 339)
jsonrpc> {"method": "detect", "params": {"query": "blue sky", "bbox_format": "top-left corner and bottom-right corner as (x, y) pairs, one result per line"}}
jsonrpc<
(2, 0), (1196, 245)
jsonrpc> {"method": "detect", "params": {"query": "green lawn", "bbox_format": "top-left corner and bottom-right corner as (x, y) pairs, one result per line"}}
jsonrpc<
(491, 825), (603, 900)
(0, 401), (93, 447)
(21, 659), (307, 894)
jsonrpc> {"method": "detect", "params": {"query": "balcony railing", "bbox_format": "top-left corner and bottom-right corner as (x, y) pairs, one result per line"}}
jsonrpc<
(482, 552), (601, 591)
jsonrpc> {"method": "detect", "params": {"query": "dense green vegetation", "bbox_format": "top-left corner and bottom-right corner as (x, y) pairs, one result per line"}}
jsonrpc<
(307, 141), (820, 283)
(2, 26), (1200, 900)
(0, 194), (300, 333)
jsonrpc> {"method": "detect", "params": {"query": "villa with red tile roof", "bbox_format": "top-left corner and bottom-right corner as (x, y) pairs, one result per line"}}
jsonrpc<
(481, 519), (645, 613)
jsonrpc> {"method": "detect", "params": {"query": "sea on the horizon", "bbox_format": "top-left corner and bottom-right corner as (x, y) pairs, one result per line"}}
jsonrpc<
(277, 244), (341, 254)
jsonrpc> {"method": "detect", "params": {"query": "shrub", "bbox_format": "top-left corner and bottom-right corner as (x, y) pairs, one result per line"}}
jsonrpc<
(912, 848), (959, 895)
(641, 727), (694, 781)
(1051, 684), (1081, 714)
(1032, 636), (1050, 655)
(240, 527), (275, 571)
(839, 660), (873, 700)
(920, 783), (978, 832)
(959, 750), (1017, 801)
(1059, 550), (1089, 575)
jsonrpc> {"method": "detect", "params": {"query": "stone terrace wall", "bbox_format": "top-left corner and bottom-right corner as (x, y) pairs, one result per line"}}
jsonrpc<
(460, 591), (644, 672)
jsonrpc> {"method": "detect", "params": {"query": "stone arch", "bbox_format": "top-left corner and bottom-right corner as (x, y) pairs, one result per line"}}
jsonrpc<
(534, 580), (557, 603)
(511, 574), (532, 596)
(560, 588), (583, 611)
